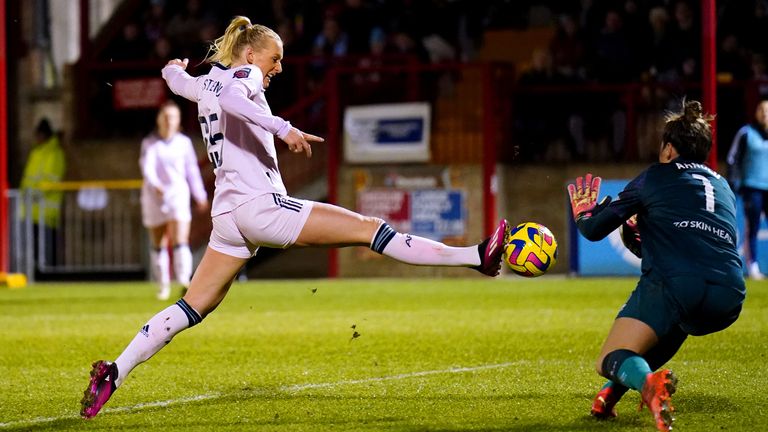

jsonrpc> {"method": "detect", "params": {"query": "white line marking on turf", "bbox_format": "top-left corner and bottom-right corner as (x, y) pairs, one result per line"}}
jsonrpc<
(0, 362), (518, 429)
(282, 361), (518, 392)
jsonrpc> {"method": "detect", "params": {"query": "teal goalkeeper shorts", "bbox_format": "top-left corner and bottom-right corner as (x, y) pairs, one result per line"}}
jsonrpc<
(617, 271), (745, 337)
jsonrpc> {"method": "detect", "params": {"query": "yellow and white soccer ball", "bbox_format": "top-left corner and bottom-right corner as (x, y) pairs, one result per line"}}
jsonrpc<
(504, 222), (558, 277)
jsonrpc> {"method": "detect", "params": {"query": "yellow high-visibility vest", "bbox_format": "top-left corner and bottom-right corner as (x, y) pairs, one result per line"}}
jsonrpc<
(20, 136), (66, 228)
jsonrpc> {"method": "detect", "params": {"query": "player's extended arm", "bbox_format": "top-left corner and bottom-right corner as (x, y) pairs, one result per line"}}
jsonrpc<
(218, 79), (292, 138)
(161, 59), (200, 102)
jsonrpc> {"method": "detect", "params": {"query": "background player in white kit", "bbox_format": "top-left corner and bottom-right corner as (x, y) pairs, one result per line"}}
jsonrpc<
(81, 16), (509, 418)
(139, 101), (208, 301)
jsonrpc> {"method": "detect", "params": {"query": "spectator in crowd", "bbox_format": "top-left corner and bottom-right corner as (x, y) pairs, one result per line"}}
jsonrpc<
(591, 10), (633, 82)
(353, 27), (387, 88)
(139, 101), (208, 300)
(111, 21), (150, 61)
(338, 0), (376, 55)
(166, 0), (211, 58)
(84, 0), (768, 165)
(550, 14), (586, 80)
(621, 0), (648, 72)
(387, 27), (429, 63)
(726, 98), (768, 279)
(744, 0), (768, 58)
(275, 18), (299, 56)
(644, 6), (678, 82)
(20, 118), (66, 269)
(750, 53), (768, 98)
(143, 0), (167, 44)
(312, 15), (348, 58)
(516, 48), (585, 161)
(718, 33), (750, 81)
(669, 0), (699, 76)
(150, 36), (172, 61)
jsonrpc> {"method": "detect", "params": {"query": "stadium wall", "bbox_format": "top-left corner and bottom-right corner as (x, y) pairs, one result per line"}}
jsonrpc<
(337, 164), (484, 278)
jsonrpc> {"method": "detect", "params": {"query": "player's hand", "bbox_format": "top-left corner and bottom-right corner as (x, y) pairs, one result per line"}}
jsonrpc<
(282, 127), (324, 158)
(166, 58), (189, 70)
(620, 214), (642, 258)
(567, 173), (602, 222)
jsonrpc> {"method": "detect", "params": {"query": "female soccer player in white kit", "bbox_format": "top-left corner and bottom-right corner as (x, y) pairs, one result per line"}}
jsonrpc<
(81, 16), (509, 418)
(140, 101), (208, 300)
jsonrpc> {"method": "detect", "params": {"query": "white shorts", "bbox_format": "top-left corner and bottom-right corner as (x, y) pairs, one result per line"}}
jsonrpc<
(208, 193), (314, 259)
(141, 189), (191, 227)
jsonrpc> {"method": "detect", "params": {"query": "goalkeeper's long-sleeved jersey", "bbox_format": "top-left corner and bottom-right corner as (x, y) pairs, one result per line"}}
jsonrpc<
(576, 158), (743, 289)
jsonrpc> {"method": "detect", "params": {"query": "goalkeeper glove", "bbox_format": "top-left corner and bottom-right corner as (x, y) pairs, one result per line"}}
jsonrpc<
(567, 173), (602, 222)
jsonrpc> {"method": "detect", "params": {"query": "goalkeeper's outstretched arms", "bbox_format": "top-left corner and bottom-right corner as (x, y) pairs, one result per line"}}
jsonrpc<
(567, 173), (641, 241)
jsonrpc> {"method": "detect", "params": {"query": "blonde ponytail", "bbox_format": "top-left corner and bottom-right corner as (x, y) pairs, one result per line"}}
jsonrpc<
(206, 16), (252, 66)
(205, 16), (281, 66)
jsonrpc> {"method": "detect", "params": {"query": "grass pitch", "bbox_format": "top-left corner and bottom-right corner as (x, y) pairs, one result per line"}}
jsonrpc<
(0, 277), (766, 431)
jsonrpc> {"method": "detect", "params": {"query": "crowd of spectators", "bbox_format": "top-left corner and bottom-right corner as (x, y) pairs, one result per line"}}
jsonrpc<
(106, 0), (768, 85)
(100, 0), (768, 161)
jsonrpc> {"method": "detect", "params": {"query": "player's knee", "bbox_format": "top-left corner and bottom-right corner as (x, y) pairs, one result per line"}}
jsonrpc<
(368, 218), (398, 254)
(365, 216), (385, 228)
(176, 298), (204, 327)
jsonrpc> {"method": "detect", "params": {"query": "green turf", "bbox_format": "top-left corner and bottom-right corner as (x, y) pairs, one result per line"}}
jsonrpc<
(0, 277), (766, 431)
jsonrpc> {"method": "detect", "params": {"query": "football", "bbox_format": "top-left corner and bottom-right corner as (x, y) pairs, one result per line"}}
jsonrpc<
(504, 222), (558, 277)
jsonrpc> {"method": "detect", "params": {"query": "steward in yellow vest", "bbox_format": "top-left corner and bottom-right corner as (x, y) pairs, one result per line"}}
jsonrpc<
(20, 119), (66, 228)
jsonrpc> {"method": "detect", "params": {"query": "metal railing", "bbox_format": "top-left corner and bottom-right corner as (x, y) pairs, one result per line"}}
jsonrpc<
(7, 180), (146, 281)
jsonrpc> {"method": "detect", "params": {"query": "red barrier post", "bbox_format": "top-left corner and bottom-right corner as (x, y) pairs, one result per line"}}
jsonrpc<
(702, 0), (718, 169)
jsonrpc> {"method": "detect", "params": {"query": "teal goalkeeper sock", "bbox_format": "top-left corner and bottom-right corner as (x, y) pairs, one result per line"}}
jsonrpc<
(601, 380), (630, 398)
(616, 355), (652, 390)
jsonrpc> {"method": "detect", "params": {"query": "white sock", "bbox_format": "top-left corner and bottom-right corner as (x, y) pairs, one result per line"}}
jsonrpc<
(114, 299), (202, 387)
(150, 248), (170, 290)
(173, 244), (193, 287)
(371, 223), (480, 266)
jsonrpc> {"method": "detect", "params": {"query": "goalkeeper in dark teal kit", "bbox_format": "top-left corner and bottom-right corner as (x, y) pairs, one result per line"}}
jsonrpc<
(567, 100), (746, 432)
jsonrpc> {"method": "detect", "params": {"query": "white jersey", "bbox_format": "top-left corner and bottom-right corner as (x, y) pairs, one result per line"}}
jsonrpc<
(162, 63), (293, 217)
(139, 131), (207, 224)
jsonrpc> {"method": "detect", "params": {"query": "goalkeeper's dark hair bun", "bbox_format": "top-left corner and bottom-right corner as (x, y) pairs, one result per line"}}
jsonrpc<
(662, 98), (714, 163)
(683, 100), (704, 123)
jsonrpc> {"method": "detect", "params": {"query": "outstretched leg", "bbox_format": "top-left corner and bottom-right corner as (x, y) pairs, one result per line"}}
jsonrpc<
(295, 202), (508, 275)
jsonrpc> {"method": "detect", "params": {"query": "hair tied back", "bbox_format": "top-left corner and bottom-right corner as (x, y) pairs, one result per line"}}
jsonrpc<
(683, 100), (704, 123)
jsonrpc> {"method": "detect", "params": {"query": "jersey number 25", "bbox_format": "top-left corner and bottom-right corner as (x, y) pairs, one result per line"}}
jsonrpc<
(198, 113), (223, 168)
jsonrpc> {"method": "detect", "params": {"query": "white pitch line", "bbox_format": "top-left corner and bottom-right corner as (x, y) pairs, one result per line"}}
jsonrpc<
(282, 361), (519, 392)
(0, 361), (518, 429)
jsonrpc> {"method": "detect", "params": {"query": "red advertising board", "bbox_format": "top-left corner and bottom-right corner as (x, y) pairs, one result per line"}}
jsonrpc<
(357, 189), (411, 233)
(113, 78), (167, 110)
